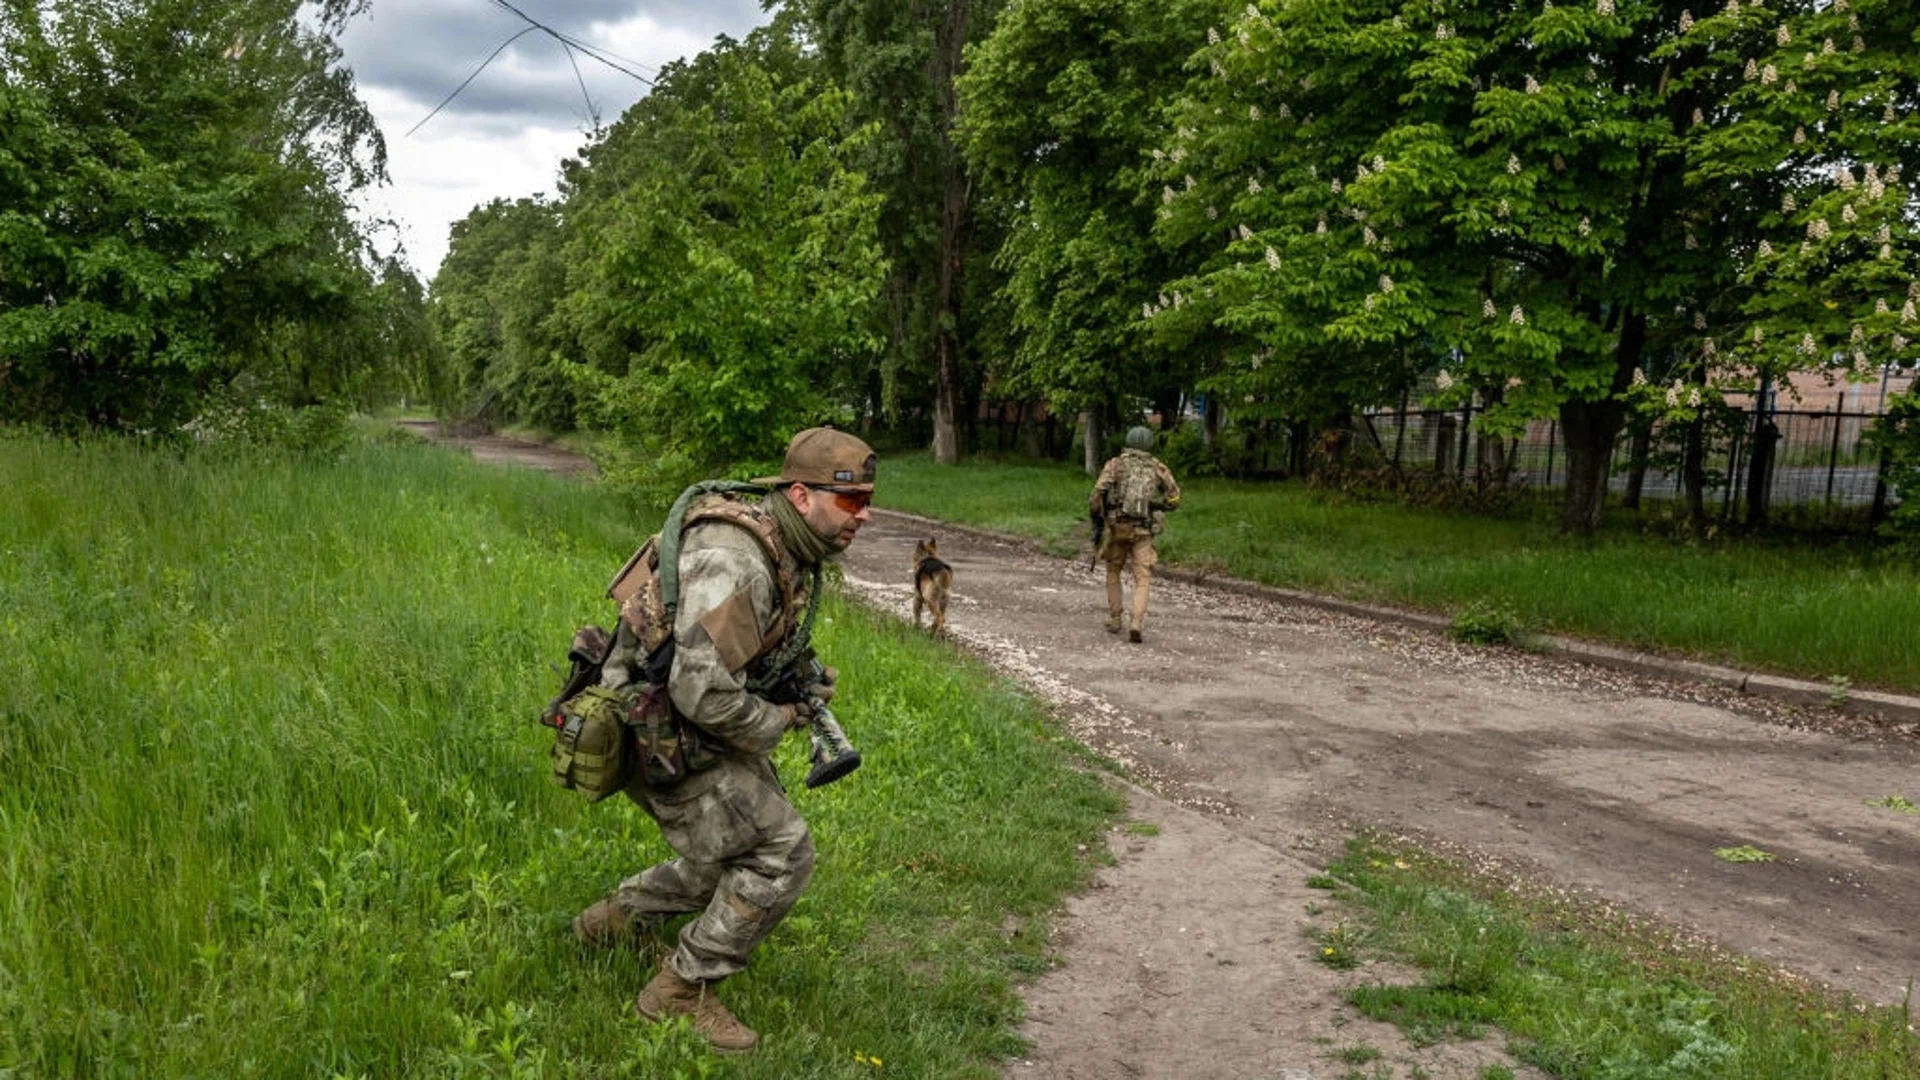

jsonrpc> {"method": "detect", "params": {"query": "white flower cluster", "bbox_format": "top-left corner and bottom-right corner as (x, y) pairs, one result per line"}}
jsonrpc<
(1785, 79), (1798, 95)
(1782, 193), (1796, 213)
(1163, 185), (1176, 204)
(1316, 217), (1328, 235)
(1250, 105), (1261, 120)
(1725, 0), (1740, 16)
(1511, 305), (1527, 325)
(1688, 387), (1703, 407)
(1436, 23), (1453, 39)
(1704, 337), (1718, 356)
(1753, 325), (1766, 344)
(1526, 75), (1542, 94)
(1879, 223), (1893, 244)
(1357, 162), (1371, 180)
(1686, 230), (1699, 249)
(1776, 24), (1791, 45)
(1171, 147), (1187, 163)
(1498, 198), (1511, 219)
(1364, 293), (1377, 310)
(1185, 174), (1197, 190)
(1379, 274), (1395, 293)
(1207, 205), (1219, 220)
(1799, 332), (1817, 354)
(1331, 178), (1343, 194)
(1695, 311), (1709, 330)
(1596, 0), (1613, 14)
(1852, 323), (1866, 343)
(1905, 299), (1918, 323)
(1842, 204), (1857, 224)
(1878, 298), (1891, 316)
(1208, 26), (1220, 44)
(1578, 216), (1592, 237)
(1692, 107), (1705, 127)
(1265, 245), (1282, 270)
(1680, 9), (1694, 32)
(1803, 50), (1818, 70)
(1822, 38), (1836, 56)
(1807, 218), (1831, 241)
(1758, 239), (1774, 257)
(1744, 59), (1758, 81)
(1364, 226), (1378, 246)
(1761, 64), (1778, 86)
(1632, 368), (1648, 386)
(1435, 370), (1455, 391)
(1373, 155), (1386, 173)
(1248, 176), (1263, 194)
(1827, 89), (1841, 111)
(1886, 103), (1898, 123)
(1507, 153), (1522, 175)
(1837, 165), (1856, 188)
(1665, 383), (1681, 407)
(1896, 334), (1910, 350)
(1211, 58), (1227, 79)
(1277, 103), (1292, 120)
(1238, 223), (1254, 241)
(1792, 126), (1806, 145)
(1484, 297), (1498, 318)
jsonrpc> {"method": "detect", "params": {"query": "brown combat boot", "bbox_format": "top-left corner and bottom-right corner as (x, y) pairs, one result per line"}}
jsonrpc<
(1104, 613), (1123, 634)
(573, 897), (659, 950)
(635, 965), (759, 1053)
(1128, 629), (1143, 644)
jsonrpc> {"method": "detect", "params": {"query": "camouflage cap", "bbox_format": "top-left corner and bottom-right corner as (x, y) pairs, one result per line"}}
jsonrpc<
(752, 427), (878, 490)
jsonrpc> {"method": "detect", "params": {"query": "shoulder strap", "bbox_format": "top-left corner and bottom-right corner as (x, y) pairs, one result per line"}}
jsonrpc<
(657, 480), (772, 617)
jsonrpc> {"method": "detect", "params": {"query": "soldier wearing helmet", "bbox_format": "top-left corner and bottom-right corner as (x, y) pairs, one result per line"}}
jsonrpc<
(1088, 425), (1182, 643)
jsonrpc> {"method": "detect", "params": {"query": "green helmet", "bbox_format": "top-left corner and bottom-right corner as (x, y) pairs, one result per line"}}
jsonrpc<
(1125, 425), (1155, 451)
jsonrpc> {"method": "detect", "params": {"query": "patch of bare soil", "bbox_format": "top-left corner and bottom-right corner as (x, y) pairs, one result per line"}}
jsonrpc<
(394, 418), (598, 478)
(839, 512), (1920, 1078)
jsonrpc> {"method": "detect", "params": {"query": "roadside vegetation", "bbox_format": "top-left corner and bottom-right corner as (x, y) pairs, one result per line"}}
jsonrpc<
(0, 430), (1119, 1078)
(877, 452), (1920, 692)
(1310, 836), (1919, 1079)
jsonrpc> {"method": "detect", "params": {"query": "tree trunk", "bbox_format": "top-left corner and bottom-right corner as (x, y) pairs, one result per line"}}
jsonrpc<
(1621, 420), (1653, 510)
(1080, 409), (1101, 476)
(1202, 393), (1220, 448)
(927, 0), (972, 465)
(1557, 312), (1645, 536)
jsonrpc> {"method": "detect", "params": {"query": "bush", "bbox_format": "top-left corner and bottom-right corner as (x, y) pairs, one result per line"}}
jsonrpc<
(1156, 423), (1222, 478)
(1450, 600), (1522, 646)
(1867, 388), (1920, 550)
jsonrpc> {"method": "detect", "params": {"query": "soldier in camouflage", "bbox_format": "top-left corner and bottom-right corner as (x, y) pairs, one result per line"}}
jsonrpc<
(572, 427), (877, 1053)
(1089, 426), (1182, 644)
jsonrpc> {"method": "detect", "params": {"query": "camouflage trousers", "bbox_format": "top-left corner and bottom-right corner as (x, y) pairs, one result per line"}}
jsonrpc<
(618, 753), (815, 983)
(1100, 519), (1159, 631)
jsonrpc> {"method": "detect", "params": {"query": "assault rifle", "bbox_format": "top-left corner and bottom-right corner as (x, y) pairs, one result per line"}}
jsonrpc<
(1087, 509), (1105, 571)
(764, 649), (863, 788)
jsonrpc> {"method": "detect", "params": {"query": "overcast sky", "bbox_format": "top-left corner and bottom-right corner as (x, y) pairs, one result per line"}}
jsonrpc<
(336, 0), (770, 280)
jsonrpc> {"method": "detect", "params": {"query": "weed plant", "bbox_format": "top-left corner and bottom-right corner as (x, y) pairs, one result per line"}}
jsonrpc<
(878, 451), (1920, 690)
(0, 432), (1120, 1078)
(1318, 838), (1919, 1078)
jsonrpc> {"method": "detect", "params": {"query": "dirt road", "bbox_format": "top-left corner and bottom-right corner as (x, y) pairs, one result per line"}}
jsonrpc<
(838, 511), (1919, 1075)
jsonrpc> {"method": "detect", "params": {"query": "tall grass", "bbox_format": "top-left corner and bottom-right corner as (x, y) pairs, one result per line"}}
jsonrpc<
(0, 432), (1120, 1078)
(876, 452), (1920, 691)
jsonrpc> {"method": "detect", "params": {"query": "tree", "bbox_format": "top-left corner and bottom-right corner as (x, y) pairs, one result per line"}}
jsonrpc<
(1148, 0), (1916, 533)
(429, 197), (572, 429)
(783, 0), (1005, 462)
(0, 0), (390, 431)
(556, 25), (887, 475)
(960, 0), (1214, 474)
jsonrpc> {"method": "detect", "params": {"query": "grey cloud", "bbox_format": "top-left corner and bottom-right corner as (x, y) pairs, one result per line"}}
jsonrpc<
(339, 0), (765, 127)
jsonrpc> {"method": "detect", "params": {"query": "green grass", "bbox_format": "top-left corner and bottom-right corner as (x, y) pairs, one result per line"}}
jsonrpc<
(876, 451), (1920, 691)
(0, 431), (1122, 1078)
(1312, 837), (1919, 1079)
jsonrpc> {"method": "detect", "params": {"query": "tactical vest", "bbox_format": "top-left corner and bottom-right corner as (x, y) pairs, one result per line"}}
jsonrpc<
(544, 482), (818, 799)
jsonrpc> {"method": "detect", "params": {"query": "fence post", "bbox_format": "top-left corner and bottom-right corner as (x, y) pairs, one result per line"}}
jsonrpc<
(1825, 398), (1844, 506)
(1544, 420), (1557, 489)
(1457, 398), (1473, 477)
(1393, 386), (1408, 468)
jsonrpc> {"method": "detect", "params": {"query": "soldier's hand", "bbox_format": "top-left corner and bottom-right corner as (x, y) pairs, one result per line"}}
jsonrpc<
(781, 702), (815, 730)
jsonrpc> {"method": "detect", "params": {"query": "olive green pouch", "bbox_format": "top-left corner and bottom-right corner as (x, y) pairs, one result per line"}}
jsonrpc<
(550, 685), (634, 802)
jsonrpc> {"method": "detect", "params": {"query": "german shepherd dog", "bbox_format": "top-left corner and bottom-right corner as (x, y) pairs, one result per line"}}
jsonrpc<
(912, 537), (954, 635)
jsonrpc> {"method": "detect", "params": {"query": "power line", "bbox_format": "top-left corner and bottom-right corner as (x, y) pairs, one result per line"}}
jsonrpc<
(407, 0), (655, 136)
(406, 25), (539, 137)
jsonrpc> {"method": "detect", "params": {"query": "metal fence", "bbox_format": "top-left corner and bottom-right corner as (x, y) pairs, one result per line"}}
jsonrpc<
(1357, 398), (1896, 520)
